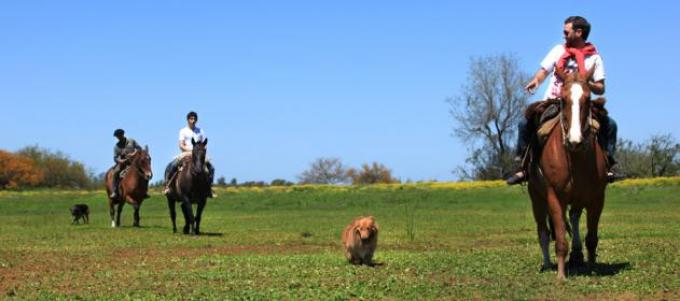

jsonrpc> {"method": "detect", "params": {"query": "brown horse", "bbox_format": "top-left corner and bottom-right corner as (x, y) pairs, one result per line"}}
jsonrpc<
(527, 67), (608, 280)
(166, 138), (211, 234)
(105, 147), (153, 227)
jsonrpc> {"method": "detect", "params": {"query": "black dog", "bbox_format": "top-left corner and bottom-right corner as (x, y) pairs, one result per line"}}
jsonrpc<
(70, 204), (89, 224)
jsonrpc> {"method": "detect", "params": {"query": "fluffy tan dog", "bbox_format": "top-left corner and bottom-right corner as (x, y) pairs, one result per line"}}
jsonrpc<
(342, 216), (379, 265)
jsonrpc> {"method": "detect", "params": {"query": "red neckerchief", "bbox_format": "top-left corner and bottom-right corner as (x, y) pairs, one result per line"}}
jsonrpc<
(556, 42), (598, 76)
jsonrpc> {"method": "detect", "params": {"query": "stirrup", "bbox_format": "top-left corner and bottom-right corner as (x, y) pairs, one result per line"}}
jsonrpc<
(506, 171), (527, 185)
(607, 170), (626, 183)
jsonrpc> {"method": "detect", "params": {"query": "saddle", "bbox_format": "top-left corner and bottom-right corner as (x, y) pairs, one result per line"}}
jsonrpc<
(119, 165), (132, 178)
(519, 97), (609, 175)
(525, 97), (608, 144)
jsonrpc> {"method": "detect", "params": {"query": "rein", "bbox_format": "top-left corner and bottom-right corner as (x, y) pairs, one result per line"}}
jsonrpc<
(127, 153), (150, 179)
(558, 97), (594, 149)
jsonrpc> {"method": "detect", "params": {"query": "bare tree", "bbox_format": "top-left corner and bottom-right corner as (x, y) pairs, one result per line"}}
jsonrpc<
(448, 54), (530, 180)
(298, 157), (349, 184)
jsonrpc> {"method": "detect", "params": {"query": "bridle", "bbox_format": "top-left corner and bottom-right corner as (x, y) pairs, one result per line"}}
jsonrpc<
(190, 147), (207, 176)
(558, 83), (594, 150)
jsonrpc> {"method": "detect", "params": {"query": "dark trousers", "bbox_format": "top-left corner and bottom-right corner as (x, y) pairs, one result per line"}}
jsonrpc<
(111, 164), (123, 195)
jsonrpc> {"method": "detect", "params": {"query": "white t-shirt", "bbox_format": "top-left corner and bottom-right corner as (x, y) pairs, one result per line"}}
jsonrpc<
(540, 44), (605, 99)
(179, 126), (206, 152)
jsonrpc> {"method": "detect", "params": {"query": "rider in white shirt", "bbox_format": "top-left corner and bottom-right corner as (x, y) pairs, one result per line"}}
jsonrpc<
(163, 111), (215, 196)
(506, 16), (623, 185)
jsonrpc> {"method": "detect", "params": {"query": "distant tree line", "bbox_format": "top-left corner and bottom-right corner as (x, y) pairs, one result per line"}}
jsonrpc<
(616, 134), (679, 178)
(297, 158), (398, 185)
(212, 177), (295, 188)
(0, 146), (103, 189)
(3, 132), (676, 190)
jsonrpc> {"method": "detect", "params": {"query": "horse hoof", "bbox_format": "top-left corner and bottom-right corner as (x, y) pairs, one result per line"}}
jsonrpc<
(568, 256), (585, 268)
(540, 263), (555, 272)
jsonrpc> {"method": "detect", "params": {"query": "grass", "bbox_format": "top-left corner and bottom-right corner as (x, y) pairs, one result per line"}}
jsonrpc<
(0, 179), (678, 300)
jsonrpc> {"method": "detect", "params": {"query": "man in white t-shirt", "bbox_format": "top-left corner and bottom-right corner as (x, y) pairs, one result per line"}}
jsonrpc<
(163, 111), (215, 196)
(506, 16), (622, 185)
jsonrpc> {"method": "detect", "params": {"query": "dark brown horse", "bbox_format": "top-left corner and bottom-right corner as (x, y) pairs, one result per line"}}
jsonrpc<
(166, 138), (211, 234)
(527, 67), (608, 280)
(105, 147), (153, 227)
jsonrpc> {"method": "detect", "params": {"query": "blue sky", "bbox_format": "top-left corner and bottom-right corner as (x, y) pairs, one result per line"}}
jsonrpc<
(2, 1), (679, 182)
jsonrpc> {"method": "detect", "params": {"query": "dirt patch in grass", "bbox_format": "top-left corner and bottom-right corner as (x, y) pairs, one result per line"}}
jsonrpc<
(0, 244), (328, 297)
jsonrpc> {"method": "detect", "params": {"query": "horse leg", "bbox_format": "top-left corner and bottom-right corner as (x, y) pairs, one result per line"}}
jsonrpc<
(568, 207), (585, 267)
(126, 196), (140, 227)
(530, 193), (553, 272)
(116, 202), (124, 227)
(132, 204), (141, 227)
(194, 199), (206, 235)
(167, 197), (178, 233)
(180, 197), (194, 235)
(546, 189), (568, 280)
(109, 202), (116, 228)
(586, 200), (604, 264)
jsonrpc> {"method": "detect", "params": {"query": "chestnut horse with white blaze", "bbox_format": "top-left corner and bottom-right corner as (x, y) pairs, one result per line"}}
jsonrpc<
(527, 67), (608, 280)
(105, 147), (153, 227)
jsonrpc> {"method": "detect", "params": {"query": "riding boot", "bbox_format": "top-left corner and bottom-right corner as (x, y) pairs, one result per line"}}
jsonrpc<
(507, 118), (532, 185)
(601, 116), (626, 182)
(110, 174), (120, 199)
(163, 160), (179, 195)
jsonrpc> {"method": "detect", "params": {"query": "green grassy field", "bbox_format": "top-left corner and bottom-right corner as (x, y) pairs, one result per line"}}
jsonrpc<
(0, 181), (678, 300)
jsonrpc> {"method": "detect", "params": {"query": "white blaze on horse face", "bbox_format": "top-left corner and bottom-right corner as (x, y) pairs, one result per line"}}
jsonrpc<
(568, 84), (584, 144)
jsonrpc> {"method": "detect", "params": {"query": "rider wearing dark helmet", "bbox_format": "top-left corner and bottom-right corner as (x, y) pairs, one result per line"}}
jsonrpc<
(110, 129), (142, 199)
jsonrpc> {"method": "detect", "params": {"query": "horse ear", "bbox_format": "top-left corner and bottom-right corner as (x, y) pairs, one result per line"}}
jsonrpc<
(192, 138), (196, 146)
(203, 138), (208, 145)
(144, 145), (149, 152)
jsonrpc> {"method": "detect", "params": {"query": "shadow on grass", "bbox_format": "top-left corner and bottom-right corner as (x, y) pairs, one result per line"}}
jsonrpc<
(199, 232), (223, 237)
(568, 262), (631, 277)
(133, 225), (166, 229)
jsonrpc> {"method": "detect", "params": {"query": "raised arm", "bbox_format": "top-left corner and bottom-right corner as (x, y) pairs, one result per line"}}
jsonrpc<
(525, 68), (550, 94)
